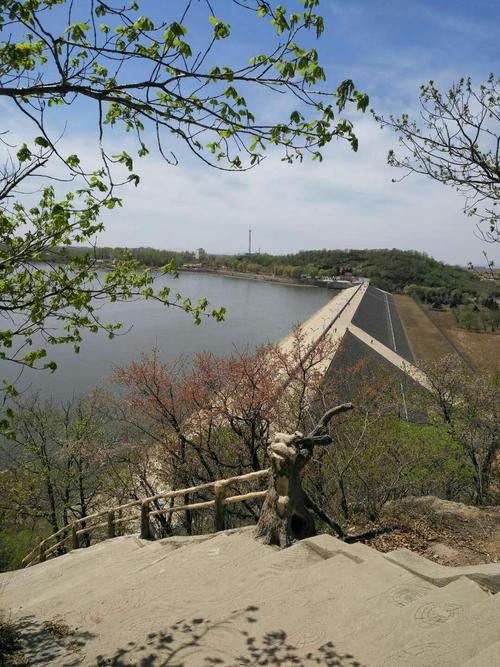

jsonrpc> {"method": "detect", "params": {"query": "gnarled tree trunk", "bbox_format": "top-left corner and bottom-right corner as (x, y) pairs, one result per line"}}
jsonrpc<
(256, 404), (353, 548)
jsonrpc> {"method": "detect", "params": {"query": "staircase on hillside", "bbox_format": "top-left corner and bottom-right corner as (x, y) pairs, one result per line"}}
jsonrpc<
(3, 529), (500, 666)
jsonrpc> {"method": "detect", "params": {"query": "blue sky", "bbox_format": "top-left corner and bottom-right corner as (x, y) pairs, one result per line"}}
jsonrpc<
(2, 0), (499, 265)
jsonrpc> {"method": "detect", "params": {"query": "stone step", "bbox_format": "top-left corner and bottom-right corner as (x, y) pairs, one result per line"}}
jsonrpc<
(6, 531), (498, 667)
(130, 532), (227, 572)
(369, 589), (500, 667)
(0, 533), (220, 614)
(337, 577), (488, 665)
(0, 535), (146, 608)
(260, 533), (437, 600)
(384, 547), (500, 593)
(244, 534), (437, 604)
(187, 535), (491, 666)
(460, 640), (500, 666)
(205, 534), (441, 657)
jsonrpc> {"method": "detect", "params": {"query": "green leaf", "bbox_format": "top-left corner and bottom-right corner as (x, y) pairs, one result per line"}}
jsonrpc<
(16, 144), (32, 162)
(34, 136), (50, 148)
(66, 154), (80, 168)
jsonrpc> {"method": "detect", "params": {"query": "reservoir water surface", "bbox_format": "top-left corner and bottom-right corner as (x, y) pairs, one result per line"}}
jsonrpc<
(4, 271), (331, 402)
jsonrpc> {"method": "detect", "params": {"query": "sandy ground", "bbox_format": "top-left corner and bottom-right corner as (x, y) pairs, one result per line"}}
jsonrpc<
(2, 528), (500, 666)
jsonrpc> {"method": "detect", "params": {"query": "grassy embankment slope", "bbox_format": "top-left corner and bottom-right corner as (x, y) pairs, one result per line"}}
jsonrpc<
(395, 294), (499, 373)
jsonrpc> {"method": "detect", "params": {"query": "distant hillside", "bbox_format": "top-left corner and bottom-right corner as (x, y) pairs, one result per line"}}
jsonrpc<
(211, 248), (488, 295)
(51, 246), (493, 296)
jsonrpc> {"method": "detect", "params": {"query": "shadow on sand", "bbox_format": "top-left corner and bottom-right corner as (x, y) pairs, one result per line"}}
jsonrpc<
(10, 607), (364, 667)
(2, 614), (96, 666)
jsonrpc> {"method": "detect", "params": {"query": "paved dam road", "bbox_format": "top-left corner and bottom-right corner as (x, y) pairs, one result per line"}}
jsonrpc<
(277, 283), (367, 356)
(278, 282), (428, 390)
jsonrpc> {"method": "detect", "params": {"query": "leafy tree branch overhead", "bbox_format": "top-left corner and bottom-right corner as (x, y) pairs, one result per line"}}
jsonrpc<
(375, 75), (500, 243)
(0, 0), (368, 417)
(0, 0), (368, 172)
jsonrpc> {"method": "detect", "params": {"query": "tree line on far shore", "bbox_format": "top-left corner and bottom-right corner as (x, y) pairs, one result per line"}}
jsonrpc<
(51, 245), (498, 298)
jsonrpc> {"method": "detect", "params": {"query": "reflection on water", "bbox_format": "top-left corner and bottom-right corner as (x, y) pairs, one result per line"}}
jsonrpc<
(4, 271), (331, 401)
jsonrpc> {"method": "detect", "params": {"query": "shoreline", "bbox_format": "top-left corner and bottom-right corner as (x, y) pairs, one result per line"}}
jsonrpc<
(179, 267), (318, 289)
(44, 259), (352, 292)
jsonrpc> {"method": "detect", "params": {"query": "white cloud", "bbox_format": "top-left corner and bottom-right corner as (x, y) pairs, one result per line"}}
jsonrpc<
(91, 115), (498, 266)
(1, 103), (496, 266)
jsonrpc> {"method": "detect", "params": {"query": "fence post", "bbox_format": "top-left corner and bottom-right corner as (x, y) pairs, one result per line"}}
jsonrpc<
(214, 482), (226, 532)
(39, 542), (46, 563)
(107, 510), (116, 539)
(140, 501), (152, 540)
(71, 523), (80, 550)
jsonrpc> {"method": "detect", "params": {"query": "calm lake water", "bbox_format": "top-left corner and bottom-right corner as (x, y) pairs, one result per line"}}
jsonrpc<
(5, 271), (331, 402)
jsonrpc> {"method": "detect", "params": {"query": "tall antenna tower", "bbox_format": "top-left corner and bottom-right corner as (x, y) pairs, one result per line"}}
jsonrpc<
(248, 228), (252, 255)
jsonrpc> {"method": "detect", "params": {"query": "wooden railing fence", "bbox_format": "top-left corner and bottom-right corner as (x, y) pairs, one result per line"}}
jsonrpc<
(21, 469), (270, 568)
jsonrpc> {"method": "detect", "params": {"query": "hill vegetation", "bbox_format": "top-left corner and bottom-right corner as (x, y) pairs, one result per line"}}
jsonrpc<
(214, 248), (492, 294)
(59, 246), (496, 297)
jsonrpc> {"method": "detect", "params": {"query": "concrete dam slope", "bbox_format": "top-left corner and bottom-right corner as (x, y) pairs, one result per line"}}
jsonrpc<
(278, 282), (428, 390)
(351, 285), (414, 363)
(2, 530), (499, 665)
